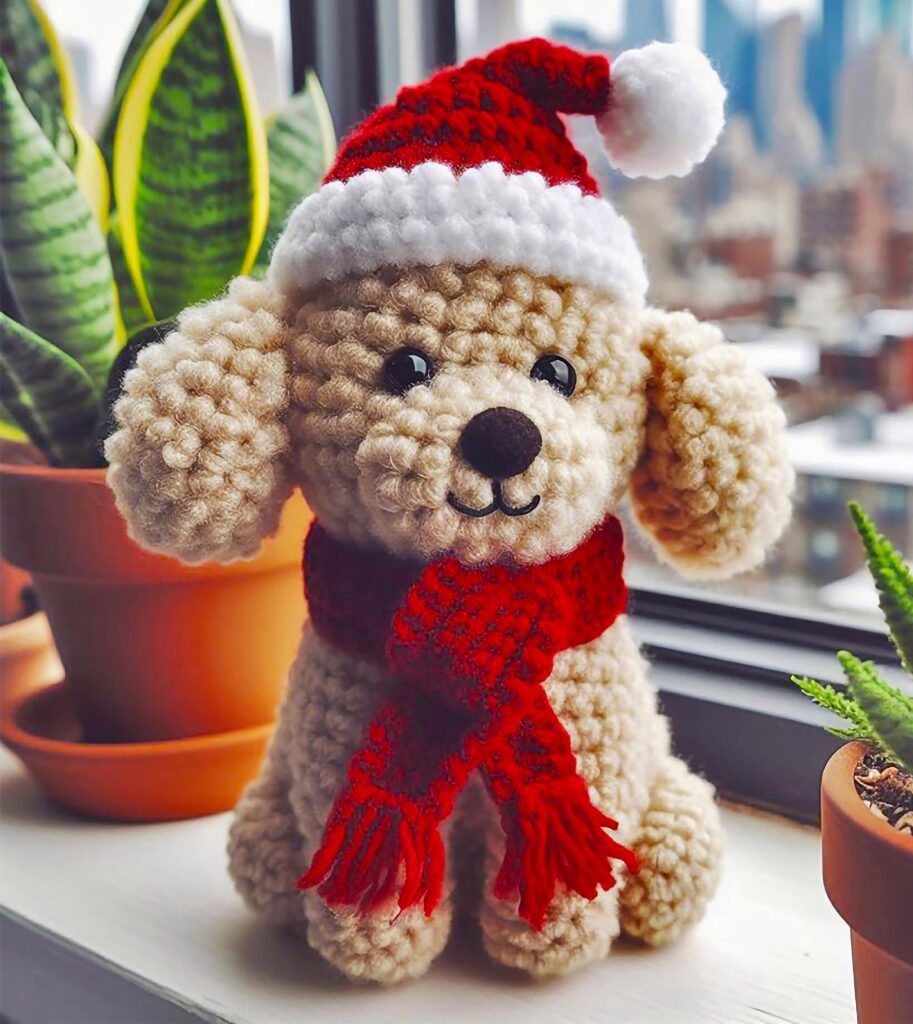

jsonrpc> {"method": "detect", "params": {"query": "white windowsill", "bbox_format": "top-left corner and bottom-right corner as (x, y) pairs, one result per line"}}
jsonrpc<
(0, 748), (855, 1024)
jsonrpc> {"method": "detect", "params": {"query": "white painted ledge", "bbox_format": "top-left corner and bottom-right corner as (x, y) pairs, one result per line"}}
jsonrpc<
(0, 748), (855, 1024)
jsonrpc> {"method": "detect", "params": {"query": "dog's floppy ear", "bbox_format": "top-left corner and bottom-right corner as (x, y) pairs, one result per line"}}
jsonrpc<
(630, 309), (793, 580)
(106, 277), (294, 565)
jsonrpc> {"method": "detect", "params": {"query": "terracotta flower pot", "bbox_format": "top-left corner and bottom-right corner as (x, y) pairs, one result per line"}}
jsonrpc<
(821, 741), (913, 1024)
(1, 683), (272, 821)
(0, 459), (310, 743)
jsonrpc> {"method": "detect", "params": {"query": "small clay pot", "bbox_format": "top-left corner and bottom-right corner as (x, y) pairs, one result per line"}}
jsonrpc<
(821, 740), (913, 1024)
(0, 458), (310, 743)
(1, 683), (270, 821)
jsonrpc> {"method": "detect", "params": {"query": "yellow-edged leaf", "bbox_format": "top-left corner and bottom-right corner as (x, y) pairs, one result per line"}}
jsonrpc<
(27, 0), (111, 228)
(114, 0), (268, 321)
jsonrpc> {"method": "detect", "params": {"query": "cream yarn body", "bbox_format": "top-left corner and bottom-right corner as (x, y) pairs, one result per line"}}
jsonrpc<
(107, 267), (791, 983)
(227, 618), (724, 982)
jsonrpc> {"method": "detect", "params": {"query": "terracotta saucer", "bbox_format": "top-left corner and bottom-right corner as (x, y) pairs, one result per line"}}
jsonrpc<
(0, 682), (272, 821)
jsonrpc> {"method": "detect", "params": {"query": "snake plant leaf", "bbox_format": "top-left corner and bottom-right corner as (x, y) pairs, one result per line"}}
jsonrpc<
(72, 121), (112, 235)
(255, 70), (336, 270)
(114, 0), (269, 320)
(0, 0), (76, 168)
(0, 61), (119, 392)
(1, 0), (110, 230)
(0, 407), (28, 443)
(0, 313), (99, 466)
(108, 214), (149, 338)
(97, 0), (181, 170)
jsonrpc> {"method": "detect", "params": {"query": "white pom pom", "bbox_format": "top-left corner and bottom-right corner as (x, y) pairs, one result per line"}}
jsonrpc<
(597, 42), (726, 179)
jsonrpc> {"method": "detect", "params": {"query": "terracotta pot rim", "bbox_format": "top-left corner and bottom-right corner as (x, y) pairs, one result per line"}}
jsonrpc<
(0, 460), (312, 583)
(0, 461), (104, 483)
(1, 682), (274, 761)
(823, 739), (913, 856)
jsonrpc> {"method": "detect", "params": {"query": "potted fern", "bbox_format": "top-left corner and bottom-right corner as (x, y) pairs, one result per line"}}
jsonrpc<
(0, 0), (334, 819)
(792, 502), (912, 1024)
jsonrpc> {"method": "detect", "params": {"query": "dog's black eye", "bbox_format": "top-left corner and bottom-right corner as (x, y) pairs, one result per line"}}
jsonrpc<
(530, 354), (576, 397)
(383, 348), (434, 394)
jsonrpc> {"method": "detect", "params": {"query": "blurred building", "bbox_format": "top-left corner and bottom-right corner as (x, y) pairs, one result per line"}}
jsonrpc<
(758, 13), (826, 178)
(885, 222), (913, 296)
(781, 404), (913, 584)
(800, 169), (891, 286)
(837, 32), (913, 173)
(805, 0), (852, 152)
(621, 0), (669, 50)
(703, 199), (776, 280)
(704, 0), (761, 140)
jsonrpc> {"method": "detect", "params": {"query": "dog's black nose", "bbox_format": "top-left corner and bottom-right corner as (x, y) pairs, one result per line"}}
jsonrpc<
(459, 407), (542, 479)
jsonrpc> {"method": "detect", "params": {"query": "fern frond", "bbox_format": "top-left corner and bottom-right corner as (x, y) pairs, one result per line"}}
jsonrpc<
(827, 724), (870, 740)
(791, 673), (875, 738)
(840, 651), (913, 770)
(849, 502), (913, 675)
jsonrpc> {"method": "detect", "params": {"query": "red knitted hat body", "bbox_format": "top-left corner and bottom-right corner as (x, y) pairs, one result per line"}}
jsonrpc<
(269, 37), (725, 308)
(326, 39), (610, 194)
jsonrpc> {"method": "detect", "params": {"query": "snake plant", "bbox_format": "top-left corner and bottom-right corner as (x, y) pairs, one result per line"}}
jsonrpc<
(0, 0), (335, 467)
(793, 502), (913, 772)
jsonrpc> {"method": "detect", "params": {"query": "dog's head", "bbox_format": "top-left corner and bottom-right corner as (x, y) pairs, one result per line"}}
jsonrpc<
(107, 43), (791, 575)
(283, 262), (792, 572)
(285, 262), (647, 565)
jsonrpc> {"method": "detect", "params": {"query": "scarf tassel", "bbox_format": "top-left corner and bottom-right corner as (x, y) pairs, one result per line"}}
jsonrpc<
(298, 790), (446, 917)
(494, 778), (641, 931)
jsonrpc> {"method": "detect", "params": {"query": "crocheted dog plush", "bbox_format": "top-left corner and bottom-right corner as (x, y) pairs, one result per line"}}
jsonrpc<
(107, 39), (793, 982)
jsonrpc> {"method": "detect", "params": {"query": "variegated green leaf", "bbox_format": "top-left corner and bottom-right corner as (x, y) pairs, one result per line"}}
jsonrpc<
(108, 214), (149, 338)
(97, 0), (180, 169)
(256, 70), (335, 270)
(114, 0), (268, 320)
(0, 61), (118, 392)
(0, 405), (28, 442)
(0, 0), (76, 168)
(0, 312), (98, 466)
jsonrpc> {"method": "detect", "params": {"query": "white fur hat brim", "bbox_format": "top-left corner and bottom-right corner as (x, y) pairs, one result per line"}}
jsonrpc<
(269, 161), (649, 307)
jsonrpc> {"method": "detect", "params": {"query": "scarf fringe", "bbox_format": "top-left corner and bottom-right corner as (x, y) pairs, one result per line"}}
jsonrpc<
(297, 787), (446, 917)
(494, 777), (641, 931)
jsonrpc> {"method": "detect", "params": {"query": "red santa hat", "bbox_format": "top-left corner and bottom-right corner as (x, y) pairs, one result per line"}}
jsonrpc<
(270, 38), (726, 308)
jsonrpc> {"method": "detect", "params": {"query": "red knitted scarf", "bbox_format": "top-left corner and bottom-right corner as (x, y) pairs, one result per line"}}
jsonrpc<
(297, 517), (639, 930)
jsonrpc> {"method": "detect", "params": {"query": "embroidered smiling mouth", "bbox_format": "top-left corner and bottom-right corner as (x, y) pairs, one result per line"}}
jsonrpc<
(447, 481), (541, 518)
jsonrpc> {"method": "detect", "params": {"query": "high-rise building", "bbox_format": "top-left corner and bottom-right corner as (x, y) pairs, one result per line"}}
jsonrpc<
(806, 0), (853, 152)
(758, 14), (825, 178)
(837, 32), (913, 173)
(807, 0), (913, 155)
(622, 0), (669, 49)
(856, 0), (913, 52)
(704, 0), (761, 140)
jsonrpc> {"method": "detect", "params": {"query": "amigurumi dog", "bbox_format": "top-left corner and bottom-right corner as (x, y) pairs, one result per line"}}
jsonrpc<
(107, 39), (793, 982)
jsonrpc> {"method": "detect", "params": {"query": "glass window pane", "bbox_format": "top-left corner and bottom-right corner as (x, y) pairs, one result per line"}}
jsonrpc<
(453, 0), (912, 627)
